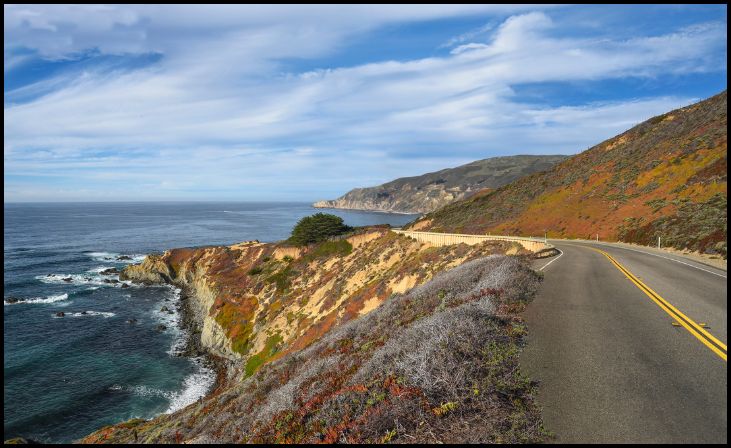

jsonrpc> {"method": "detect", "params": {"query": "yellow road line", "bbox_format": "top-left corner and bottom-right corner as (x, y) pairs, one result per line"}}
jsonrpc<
(588, 247), (727, 362)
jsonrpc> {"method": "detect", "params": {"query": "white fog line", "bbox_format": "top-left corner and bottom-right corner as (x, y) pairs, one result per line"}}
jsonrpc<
(579, 241), (727, 279)
(539, 249), (563, 271)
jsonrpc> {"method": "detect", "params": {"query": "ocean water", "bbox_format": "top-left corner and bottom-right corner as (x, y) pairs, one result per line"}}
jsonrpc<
(3, 202), (418, 443)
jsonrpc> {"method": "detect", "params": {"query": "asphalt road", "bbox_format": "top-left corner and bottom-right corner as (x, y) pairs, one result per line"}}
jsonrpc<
(522, 240), (727, 443)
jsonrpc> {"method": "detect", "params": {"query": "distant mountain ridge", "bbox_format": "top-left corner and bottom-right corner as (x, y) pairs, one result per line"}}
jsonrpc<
(409, 91), (727, 257)
(313, 155), (568, 214)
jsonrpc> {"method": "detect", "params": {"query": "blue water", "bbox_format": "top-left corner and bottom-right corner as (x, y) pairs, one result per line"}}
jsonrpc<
(3, 202), (418, 443)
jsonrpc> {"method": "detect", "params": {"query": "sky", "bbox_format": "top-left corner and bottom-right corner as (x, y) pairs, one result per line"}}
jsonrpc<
(3, 4), (728, 202)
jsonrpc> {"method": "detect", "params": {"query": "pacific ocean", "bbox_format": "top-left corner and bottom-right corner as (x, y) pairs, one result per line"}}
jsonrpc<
(3, 202), (418, 443)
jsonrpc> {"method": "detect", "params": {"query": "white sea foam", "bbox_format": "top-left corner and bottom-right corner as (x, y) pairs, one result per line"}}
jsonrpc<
(35, 273), (133, 288)
(108, 384), (173, 399)
(105, 286), (215, 414)
(87, 252), (146, 263)
(152, 286), (216, 412)
(4, 293), (69, 306)
(107, 358), (214, 413)
(130, 385), (175, 399)
(54, 310), (115, 318)
(165, 358), (216, 414)
(151, 286), (188, 356)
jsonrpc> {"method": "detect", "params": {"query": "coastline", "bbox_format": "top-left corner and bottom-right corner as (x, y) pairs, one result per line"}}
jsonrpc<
(167, 284), (230, 407)
(312, 204), (423, 216)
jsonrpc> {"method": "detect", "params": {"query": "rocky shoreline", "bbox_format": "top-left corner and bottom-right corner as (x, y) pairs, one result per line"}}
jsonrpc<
(80, 233), (528, 443)
(173, 285), (232, 394)
(312, 202), (421, 215)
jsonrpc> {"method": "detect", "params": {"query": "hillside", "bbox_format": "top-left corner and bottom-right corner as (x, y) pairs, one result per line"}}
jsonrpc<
(313, 155), (567, 214)
(409, 91), (727, 258)
(115, 229), (525, 368)
(81, 230), (548, 443)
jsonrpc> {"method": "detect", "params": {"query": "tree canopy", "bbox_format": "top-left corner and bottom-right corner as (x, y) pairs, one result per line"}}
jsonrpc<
(288, 213), (352, 246)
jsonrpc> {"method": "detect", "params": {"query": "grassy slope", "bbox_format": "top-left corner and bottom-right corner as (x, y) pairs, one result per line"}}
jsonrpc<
(412, 91), (727, 257)
(81, 255), (547, 444)
(175, 229), (520, 374)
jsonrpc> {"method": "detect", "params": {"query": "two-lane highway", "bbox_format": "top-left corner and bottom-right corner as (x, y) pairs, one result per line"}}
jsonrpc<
(523, 241), (727, 443)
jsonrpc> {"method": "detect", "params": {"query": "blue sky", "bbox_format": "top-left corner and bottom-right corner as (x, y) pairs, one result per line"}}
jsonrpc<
(4, 4), (727, 202)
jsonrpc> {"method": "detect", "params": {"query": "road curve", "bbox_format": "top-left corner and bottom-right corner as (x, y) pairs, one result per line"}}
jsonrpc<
(522, 240), (727, 443)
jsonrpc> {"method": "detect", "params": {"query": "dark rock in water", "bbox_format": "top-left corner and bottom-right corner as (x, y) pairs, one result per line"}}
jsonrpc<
(121, 283), (130, 289)
(167, 310), (174, 315)
(103, 278), (119, 284)
(5, 297), (21, 304)
(101, 267), (120, 275)
(62, 277), (73, 282)
(126, 318), (138, 324)
(160, 306), (170, 312)
(80, 311), (88, 315)
(56, 312), (65, 317)
(117, 255), (133, 261)
(156, 324), (167, 331)
(164, 298), (171, 302)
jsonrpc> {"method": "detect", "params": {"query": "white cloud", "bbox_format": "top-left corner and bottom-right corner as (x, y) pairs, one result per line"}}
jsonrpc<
(3, 7), (727, 201)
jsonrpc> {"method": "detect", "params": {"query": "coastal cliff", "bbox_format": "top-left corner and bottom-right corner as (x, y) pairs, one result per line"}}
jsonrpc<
(114, 229), (525, 376)
(81, 229), (548, 443)
(313, 155), (567, 214)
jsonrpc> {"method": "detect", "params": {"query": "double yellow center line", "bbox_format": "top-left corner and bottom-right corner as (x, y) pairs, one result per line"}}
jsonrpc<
(589, 247), (727, 361)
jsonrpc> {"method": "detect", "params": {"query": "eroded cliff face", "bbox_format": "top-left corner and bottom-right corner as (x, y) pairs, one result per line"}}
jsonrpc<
(117, 229), (520, 374)
(81, 231), (539, 444)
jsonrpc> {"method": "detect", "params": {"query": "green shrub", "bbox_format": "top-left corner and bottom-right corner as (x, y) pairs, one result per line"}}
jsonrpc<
(287, 213), (352, 246)
(305, 240), (353, 260)
(266, 265), (296, 291)
(245, 333), (283, 377)
(248, 266), (264, 276)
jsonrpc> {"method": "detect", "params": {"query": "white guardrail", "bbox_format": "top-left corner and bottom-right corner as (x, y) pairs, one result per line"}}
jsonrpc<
(391, 229), (553, 253)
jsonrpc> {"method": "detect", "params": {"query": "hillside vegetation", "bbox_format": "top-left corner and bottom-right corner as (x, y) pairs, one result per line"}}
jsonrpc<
(314, 155), (567, 214)
(287, 213), (352, 246)
(410, 91), (727, 257)
(82, 255), (547, 444)
(115, 226), (528, 375)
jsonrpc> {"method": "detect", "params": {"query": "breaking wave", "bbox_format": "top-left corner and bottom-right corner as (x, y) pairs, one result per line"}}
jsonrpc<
(35, 272), (133, 288)
(87, 252), (146, 263)
(4, 293), (69, 306)
(53, 310), (115, 318)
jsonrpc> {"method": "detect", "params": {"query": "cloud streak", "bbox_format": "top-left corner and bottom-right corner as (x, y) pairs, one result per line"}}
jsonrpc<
(3, 6), (727, 201)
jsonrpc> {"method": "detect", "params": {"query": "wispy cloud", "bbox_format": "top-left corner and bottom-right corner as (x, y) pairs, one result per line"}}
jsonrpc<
(3, 6), (727, 202)
(439, 22), (497, 50)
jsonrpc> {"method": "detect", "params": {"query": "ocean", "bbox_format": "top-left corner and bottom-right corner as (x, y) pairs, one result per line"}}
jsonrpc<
(3, 202), (418, 443)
